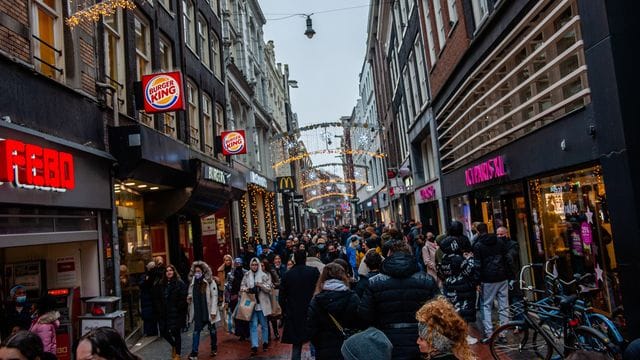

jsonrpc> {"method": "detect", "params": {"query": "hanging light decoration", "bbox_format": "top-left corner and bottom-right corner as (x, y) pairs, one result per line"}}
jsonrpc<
(304, 15), (316, 39)
(66, 0), (136, 28)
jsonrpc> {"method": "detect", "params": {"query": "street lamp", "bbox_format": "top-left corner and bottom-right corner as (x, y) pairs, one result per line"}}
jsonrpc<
(304, 15), (316, 39)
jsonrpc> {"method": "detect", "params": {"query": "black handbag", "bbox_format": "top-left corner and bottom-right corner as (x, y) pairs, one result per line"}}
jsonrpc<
(328, 312), (360, 339)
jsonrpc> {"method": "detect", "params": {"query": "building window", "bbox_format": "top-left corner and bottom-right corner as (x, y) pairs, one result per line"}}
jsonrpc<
(423, 0), (437, 66)
(211, 31), (222, 79)
(202, 93), (214, 155)
(254, 129), (262, 172)
(104, 9), (126, 112)
(134, 14), (153, 127)
(414, 34), (429, 103)
(421, 135), (436, 181)
(209, 0), (219, 15)
(183, 0), (196, 50)
(433, 0), (446, 48)
(31, 0), (64, 79)
(447, 0), (458, 26)
(158, 0), (172, 12)
(215, 103), (224, 160)
(197, 16), (210, 67)
(402, 66), (416, 119)
(159, 37), (176, 138)
(471, 0), (489, 29)
(408, 51), (422, 115)
(187, 81), (200, 148)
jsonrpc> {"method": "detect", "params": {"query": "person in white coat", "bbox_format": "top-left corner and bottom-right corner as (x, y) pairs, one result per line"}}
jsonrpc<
(240, 257), (273, 355)
(187, 261), (221, 359)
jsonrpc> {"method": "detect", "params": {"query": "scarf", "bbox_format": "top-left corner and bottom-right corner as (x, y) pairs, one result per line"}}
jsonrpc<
(418, 322), (454, 354)
(322, 279), (349, 291)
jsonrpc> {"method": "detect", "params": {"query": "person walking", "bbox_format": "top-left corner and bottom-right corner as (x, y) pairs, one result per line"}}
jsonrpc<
(261, 258), (282, 341)
(355, 251), (382, 298)
(279, 250), (320, 360)
(358, 239), (440, 359)
(187, 261), (220, 359)
(2, 285), (32, 339)
(415, 297), (476, 360)
(305, 245), (325, 274)
(472, 223), (513, 343)
(159, 264), (188, 359)
(228, 258), (249, 340)
(240, 257), (274, 356)
(307, 263), (361, 360)
(140, 261), (159, 337)
(217, 254), (233, 332)
(29, 294), (59, 356)
(76, 327), (141, 360)
(422, 232), (440, 286)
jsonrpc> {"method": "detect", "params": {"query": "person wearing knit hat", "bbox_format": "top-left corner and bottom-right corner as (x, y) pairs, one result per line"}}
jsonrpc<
(341, 327), (393, 360)
(415, 296), (476, 360)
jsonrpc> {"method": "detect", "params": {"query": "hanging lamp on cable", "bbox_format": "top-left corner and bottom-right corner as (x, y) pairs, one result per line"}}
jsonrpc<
(304, 15), (316, 39)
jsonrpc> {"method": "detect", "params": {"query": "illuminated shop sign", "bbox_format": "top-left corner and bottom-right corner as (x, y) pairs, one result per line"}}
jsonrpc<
(249, 171), (267, 188)
(464, 156), (506, 187)
(204, 165), (229, 185)
(419, 185), (436, 201)
(221, 130), (247, 155)
(0, 138), (75, 192)
(141, 71), (185, 113)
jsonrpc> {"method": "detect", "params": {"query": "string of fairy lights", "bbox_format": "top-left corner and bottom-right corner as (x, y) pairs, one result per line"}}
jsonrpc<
(66, 0), (135, 27)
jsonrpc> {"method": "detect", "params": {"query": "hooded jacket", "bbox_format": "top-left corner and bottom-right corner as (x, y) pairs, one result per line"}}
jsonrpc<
(240, 257), (274, 316)
(307, 284), (360, 359)
(187, 261), (221, 327)
(438, 235), (480, 322)
(358, 252), (439, 359)
(30, 311), (60, 354)
(473, 233), (513, 283)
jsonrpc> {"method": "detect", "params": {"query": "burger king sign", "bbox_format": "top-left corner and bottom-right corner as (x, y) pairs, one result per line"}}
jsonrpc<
(141, 71), (185, 113)
(221, 130), (247, 155)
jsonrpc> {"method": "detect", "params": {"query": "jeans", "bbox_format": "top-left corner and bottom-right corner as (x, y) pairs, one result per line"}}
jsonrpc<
(227, 305), (235, 333)
(250, 310), (269, 348)
(161, 327), (182, 355)
(191, 322), (217, 354)
(481, 281), (510, 337)
(291, 343), (303, 360)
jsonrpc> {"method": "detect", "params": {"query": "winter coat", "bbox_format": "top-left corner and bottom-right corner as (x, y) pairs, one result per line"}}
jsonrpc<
(279, 264), (320, 344)
(240, 260), (274, 316)
(422, 241), (439, 281)
(438, 236), (480, 322)
(307, 287), (360, 360)
(160, 277), (188, 330)
(306, 256), (325, 274)
(140, 271), (156, 321)
(473, 233), (513, 283)
(358, 252), (439, 359)
(3, 302), (32, 338)
(187, 261), (221, 329)
(355, 270), (379, 298)
(30, 311), (60, 354)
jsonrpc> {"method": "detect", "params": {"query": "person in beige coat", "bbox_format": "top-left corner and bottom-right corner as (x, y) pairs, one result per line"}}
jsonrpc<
(240, 257), (273, 355)
(187, 261), (221, 359)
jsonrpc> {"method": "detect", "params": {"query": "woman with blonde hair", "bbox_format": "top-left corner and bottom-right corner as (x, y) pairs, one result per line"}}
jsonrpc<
(240, 257), (273, 356)
(415, 297), (475, 360)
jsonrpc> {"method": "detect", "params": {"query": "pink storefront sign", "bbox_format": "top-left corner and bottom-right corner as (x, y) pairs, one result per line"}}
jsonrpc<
(419, 185), (436, 201)
(464, 156), (507, 187)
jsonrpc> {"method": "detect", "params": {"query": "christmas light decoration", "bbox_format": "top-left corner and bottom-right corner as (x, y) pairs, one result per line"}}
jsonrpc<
(240, 194), (248, 240)
(272, 149), (385, 169)
(66, 0), (136, 28)
(270, 122), (383, 142)
(301, 178), (368, 189)
(306, 192), (354, 203)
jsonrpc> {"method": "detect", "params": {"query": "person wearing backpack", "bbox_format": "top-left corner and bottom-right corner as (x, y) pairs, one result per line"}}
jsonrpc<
(472, 223), (514, 343)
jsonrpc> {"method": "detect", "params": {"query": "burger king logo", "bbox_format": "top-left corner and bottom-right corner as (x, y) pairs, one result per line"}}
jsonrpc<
(141, 71), (184, 113)
(221, 130), (247, 155)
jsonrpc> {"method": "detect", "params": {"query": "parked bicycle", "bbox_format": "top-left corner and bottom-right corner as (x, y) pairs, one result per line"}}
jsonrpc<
(489, 261), (620, 359)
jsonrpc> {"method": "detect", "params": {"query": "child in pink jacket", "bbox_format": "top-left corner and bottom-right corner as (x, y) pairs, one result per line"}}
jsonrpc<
(29, 295), (60, 355)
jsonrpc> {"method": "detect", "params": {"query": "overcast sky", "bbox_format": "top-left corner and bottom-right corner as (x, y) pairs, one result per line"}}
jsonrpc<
(259, 0), (371, 172)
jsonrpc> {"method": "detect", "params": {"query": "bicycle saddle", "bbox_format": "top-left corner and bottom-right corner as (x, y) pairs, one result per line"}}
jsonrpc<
(555, 294), (578, 312)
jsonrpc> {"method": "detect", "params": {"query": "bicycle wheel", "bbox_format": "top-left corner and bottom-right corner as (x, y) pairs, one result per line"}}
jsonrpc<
(490, 321), (553, 360)
(565, 326), (620, 358)
(588, 313), (625, 346)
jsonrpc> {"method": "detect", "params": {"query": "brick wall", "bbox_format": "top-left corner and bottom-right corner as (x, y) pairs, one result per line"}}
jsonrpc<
(78, 25), (97, 96)
(0, 0), (30, 63)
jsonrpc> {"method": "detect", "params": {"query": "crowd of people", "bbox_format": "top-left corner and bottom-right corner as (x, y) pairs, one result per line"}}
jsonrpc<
(2, 220), (639, 359)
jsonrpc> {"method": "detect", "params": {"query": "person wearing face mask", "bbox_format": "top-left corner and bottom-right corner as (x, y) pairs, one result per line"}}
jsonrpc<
(240, 257), (274, 356)
(187, 261), (220, 359)
(322, 243), (341, 264)
(160, 264), (188, 360)
(2, 285), (32, 339)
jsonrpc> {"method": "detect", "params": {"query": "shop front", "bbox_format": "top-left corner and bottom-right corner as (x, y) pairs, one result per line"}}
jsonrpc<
(0, 122), (114, 355)
(444, 152), (621, 316)
(414, 181), (443, 236)
(240, 171), (277, 245)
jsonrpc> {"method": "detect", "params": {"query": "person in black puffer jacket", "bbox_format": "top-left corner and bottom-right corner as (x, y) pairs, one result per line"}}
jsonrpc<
(307, 263), (360, 360)
(358, 239), (439, 359)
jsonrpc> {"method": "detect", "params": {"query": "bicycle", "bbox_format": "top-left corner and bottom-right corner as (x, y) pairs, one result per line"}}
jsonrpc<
(489, 262), (619, 359)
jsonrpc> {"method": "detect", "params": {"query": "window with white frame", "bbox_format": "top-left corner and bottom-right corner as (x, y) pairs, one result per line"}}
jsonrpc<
(159, 36), (176, 138)
(135, 15), (153, 127)
(423, 1), (437, 66)
(31, 0), (64, 79)
(402, 66), (416, 119)
(209, 0), (219, 15)
(187, 81), (200, 148)
(471, 0), (489, 29)
(254, 129), (262, 172)
(197, 16), (210, 67)
(202, 93), (214, 155)
(414, 34), (429, 104)
(408, 51), (422, 115)
(390, 48), (399, 88)
(215, 103), (225, 159)
(433, 0), (446, 48)
(183, 0), (196, 50)
(158, 0), (172, 12)
(104, 9), (126, 111)
(211, 31), (221, 79)
(393, 2), (403, 39)
(447, 0), (458, 26)
(422, 135), (436, 181)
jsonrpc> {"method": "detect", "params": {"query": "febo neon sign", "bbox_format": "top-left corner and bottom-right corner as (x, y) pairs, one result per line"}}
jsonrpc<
(419, 185), (436, 201)
(0, 138), (75, 192)
(464, 156), (506, 187)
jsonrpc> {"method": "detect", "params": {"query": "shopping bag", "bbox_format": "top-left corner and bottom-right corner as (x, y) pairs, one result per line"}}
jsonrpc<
(270, 289), (282, 317)
(234, 292), (256, 321)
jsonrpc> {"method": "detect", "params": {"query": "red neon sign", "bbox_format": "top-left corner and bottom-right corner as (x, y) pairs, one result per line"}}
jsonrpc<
(0, 138), (75, 191)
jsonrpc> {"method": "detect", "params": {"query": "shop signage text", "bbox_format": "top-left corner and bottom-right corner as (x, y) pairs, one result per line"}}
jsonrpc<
(277, 176), (295, 192)
(249, 171), (267, 188)
(0, 138), (75, 192)
(221, 130), (247, 155)
(419, 185), (436, 201)
(204, 165), (229, 185)
(142, 71), (185, 113)
(464, 156), (506, 187)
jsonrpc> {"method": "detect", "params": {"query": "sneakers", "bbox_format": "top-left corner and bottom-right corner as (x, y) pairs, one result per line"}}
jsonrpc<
(263, 342), (269, 351)
(250, 347), (258, 356)
(210, 350), (217, 357)
(188, 352), (198, 360)
(466, 335), (478, 345)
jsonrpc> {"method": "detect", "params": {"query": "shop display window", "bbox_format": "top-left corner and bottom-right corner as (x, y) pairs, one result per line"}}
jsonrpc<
(529, 165), (621, 314)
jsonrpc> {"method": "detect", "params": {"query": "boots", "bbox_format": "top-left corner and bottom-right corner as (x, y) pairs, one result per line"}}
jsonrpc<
(172, 347), (180, 360)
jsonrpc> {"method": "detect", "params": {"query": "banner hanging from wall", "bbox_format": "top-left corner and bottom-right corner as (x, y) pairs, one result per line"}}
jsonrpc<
(221, 130), (247, 155)
(141, 71), (185, 114)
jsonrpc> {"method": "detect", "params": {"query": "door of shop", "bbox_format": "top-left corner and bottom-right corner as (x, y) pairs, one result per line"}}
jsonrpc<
(419, 201), (441, 236)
